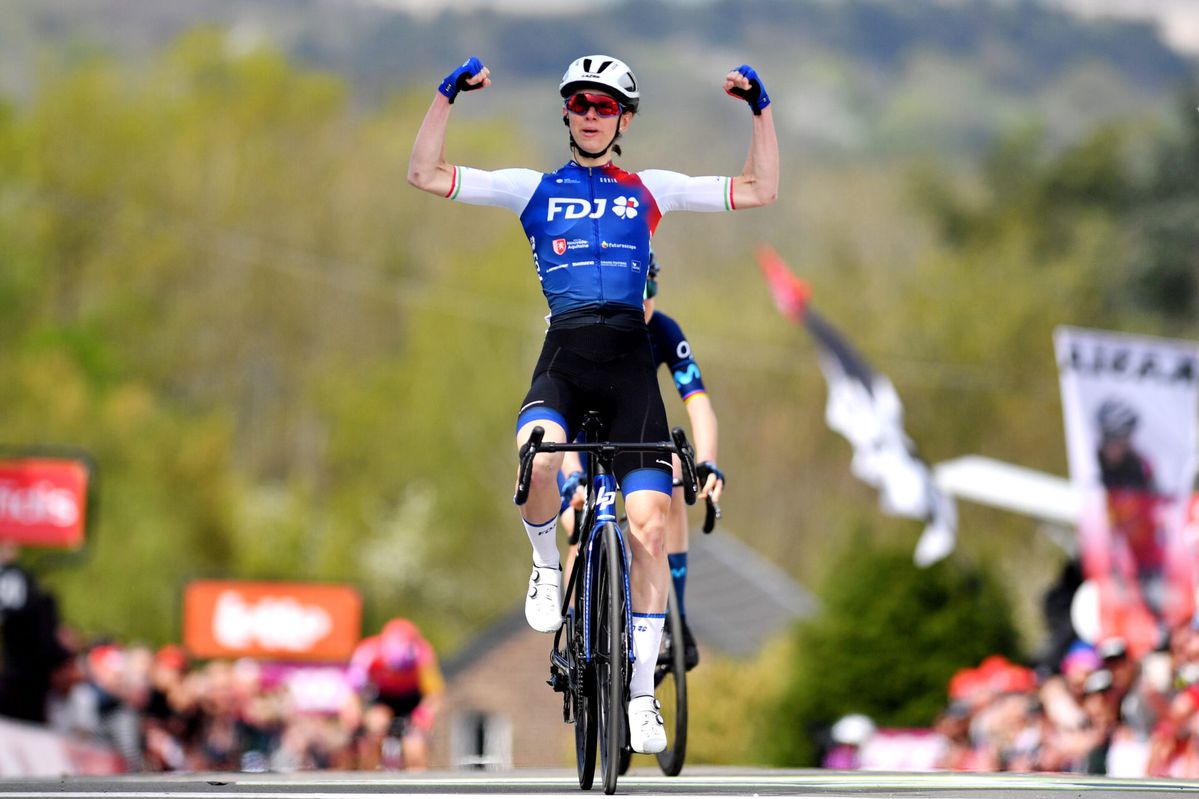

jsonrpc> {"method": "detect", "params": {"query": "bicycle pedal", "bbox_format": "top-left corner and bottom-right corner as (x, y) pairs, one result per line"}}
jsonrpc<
(548, 671), (569, 693)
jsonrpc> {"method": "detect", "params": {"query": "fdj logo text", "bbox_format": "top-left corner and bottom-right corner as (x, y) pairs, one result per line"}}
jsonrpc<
(547, 197), (639, 221)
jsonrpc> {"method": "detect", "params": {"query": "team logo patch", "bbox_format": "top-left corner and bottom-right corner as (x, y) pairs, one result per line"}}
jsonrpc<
(613, 196), (639, 219)
(553, 238), (567, 255)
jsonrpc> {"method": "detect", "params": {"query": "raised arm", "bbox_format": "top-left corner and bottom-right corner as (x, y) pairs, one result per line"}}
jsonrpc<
(407, 57), (491, 196)
(723, 65), (779, 209)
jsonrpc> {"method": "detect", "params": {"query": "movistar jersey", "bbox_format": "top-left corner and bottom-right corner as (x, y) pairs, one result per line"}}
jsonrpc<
(447, 161), (735, 318)
(647, 311), (707, 402)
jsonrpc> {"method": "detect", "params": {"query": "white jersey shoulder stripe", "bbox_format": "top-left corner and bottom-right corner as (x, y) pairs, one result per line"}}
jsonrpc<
(449, 167), (543, 215)
(638, 169), (733, 214)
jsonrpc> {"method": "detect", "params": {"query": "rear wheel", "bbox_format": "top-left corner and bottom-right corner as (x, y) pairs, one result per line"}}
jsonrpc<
(655, 582), (688, 776)
(596, 522), (627, 795)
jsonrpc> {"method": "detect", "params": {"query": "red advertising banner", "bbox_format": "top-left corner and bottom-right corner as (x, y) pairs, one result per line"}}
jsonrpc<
(183, 580), (361, 661)
(0, 458), (91, 549)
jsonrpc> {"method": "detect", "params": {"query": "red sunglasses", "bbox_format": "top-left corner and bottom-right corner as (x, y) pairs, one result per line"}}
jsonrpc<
(565, 92), (624, 118)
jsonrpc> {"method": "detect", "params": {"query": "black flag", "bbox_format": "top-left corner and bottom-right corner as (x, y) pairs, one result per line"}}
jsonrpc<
(757, 246), (957, 566)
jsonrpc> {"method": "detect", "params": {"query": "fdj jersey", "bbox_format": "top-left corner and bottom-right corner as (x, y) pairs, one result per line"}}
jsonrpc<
(446, 161), (735, 320)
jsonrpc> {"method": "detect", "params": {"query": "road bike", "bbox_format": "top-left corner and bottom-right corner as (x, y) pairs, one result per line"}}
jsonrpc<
(514, 412), (698, 794)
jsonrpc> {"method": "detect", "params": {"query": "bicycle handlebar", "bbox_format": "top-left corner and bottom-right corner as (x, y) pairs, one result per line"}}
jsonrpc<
(671, 427), (698, 507)
(513, 426), (545, 505)
(672, 478), (721, 534)
(702, 495), (721, 533)
(513, 425), (700, 507)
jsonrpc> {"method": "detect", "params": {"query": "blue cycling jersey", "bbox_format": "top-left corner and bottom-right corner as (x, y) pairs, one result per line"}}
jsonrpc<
(448, 161), (733, 319)
(520, 163), (655, 317)
(647, 311), (707, 401)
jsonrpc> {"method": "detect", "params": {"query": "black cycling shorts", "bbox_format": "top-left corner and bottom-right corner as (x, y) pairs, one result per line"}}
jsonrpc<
(516, 310), (672, 496)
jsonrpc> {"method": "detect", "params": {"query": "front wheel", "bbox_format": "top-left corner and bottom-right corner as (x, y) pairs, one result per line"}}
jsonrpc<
(655, 581), (688, 776)
(595, 522), (628, 795)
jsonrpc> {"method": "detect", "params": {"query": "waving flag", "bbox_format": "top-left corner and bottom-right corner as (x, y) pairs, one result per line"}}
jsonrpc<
(757, 246), (957, 566)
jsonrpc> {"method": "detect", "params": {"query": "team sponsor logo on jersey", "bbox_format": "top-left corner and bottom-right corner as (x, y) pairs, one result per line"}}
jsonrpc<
(612, 196), (639, 219)
(601, 241), (636, 250)
(566, 238), (589, 250)
(548, 197), (604, 220)
(553, 238), (567, 255)
(674, 364), (701, 386)
(546, 196), (641, 222)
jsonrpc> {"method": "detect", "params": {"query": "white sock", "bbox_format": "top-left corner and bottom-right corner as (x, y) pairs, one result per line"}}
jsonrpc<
(629, 612), (665, 699)
(523, 516), (560, 569)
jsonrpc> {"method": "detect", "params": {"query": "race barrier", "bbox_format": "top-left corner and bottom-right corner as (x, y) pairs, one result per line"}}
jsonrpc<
(0, 716), (125, 776)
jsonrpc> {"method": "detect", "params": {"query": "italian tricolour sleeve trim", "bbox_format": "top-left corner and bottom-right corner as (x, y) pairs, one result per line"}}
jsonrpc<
(445, 166), (461, 200)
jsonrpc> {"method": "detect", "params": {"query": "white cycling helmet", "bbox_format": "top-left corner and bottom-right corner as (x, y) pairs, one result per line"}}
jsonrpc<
(559, 55), (640, 112)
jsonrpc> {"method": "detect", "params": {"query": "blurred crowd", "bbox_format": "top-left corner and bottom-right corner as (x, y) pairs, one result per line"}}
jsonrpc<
(828, 623), (1199, 777)
(0, 545), (443, 773)
(37, 638), (425, 772)
(930, 626), (1199, 777)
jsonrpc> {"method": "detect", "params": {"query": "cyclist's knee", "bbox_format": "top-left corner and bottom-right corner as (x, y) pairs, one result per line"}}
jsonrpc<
(626, 495), (669, 557)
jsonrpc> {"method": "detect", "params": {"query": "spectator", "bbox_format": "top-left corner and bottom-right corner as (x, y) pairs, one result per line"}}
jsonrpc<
(0, 543), (71, 723)
(822, 714), (874, 769)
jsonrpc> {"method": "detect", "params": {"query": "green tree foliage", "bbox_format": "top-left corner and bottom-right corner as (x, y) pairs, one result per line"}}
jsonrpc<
(761, 537), (1021, 767)
(1123, 85), (1199, 320)
(0, 31), (544, 648)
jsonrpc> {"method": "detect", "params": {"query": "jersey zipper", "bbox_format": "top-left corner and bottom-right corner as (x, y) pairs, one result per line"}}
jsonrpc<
(589, 165), (604, 314)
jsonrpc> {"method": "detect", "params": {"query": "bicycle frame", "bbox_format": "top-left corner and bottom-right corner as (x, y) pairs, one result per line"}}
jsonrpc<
(581, 472), (631, 664)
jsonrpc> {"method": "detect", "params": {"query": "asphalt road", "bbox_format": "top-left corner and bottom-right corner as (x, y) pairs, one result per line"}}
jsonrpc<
(0, 769), (1195, 798)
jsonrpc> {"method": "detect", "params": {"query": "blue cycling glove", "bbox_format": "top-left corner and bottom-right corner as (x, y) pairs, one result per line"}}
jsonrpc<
(558, 470), (585, 515)
(439, 56), (485, 104)
(696, 461), (725, 488)
(726, 65), (770, 116)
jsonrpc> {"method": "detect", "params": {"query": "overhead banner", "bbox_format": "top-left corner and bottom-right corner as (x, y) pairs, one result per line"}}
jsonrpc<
(184, 580), (362, 662)
(0, 457), (92, 549)
(1055, 326), (1199, 656)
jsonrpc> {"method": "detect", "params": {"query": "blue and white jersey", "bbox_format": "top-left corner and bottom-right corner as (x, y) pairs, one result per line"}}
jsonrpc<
(647, 311), (707, 402)
(446, 161), (735, 318)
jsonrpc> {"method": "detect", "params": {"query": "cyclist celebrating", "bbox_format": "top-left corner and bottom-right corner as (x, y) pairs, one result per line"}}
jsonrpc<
(408, 53), (777, 753)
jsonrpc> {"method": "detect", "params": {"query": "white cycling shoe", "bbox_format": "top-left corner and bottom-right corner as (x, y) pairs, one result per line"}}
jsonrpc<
(628, 695), (667, 754)
(525, 565), (563, 633)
